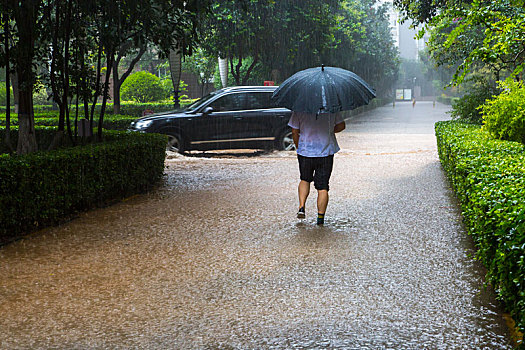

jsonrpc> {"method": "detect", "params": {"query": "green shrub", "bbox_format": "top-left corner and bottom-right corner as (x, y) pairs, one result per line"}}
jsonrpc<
(435, 120), (525, 339)
(160, 77), (173, 99)
(33, 84), (52, 105)
(0, 127), (167, 244)
(450, 83), (499, 124)
(120, 71), (165, 103)
(481, 79), (525, 144)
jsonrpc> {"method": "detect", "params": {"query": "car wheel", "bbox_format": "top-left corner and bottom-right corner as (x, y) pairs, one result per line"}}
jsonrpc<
(167, 133), (184, 153)
(277, 130), (296, 151)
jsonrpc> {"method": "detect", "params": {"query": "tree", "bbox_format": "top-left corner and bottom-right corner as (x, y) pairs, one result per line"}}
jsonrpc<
(1, 0), (213, 153)
(267, 0), (341, 78)
(0, 0), (42, 154)
(200, 0), (341, 85)
(1, 4), (14, 153)
(395, 0), (525, 86)
(197, 0), (397, 97)
(78, 0), (213, 138)
(112, 43), (147, 115)
(335, 0), (399, 97)
(394, 0), (453, 25)
(182, 47), (217, 96)
(109, 0), (213, 114)
(46, 0), (76, 148)
(418, 49), (457, 96)
(446, 0), (525, 82)
(200, 0), (270, 85)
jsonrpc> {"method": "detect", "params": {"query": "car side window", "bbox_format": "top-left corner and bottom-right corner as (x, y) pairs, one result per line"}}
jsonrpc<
(209, 93), (246, 112)
(244, 92), (274, 110)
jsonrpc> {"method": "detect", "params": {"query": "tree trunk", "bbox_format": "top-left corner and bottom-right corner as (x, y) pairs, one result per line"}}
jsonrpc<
(230, 55), (242, 86)
(242, 51), (259, 85)
(53, 0), (64, 132)
(169, 48), (181, 107)
(112, 60), (121, 115)
(16, 90), (37, 154)
(63, 0), (73, 144)
(47, 0), (65, 150)
(89, 44), (103, 137)
(218, 57), (228, 88)
(98, 52), (114, 140)
(112, 45), (145, 115)
(79, 40), (89, 122)
(14, 0), (39, 154)
(3, 9), (14, 153)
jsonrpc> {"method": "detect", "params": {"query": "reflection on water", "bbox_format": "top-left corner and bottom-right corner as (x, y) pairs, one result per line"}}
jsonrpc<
(0, 103), (514, 349)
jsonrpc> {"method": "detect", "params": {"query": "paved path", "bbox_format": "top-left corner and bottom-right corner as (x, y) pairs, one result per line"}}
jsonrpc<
(0, 101), (513, 349)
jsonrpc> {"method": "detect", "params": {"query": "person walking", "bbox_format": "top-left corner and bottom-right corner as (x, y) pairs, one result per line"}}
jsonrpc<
(288, 111), (346, 225)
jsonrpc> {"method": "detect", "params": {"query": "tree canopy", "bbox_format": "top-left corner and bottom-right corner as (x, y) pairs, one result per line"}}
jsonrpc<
(395, 0), (525, 85)
(199, 0), (398, 95)
(0, 0), (212, 154)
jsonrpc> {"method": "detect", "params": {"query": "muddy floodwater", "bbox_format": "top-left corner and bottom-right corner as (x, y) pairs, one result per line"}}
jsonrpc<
(0, 102), (514, 349)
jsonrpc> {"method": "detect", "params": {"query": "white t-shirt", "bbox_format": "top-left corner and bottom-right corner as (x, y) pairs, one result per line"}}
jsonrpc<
(288, 111), (344, 157)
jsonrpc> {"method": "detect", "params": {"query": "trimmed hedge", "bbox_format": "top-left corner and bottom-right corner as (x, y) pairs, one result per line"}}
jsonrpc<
(1, 99), (197, 114)
(0, 126), (58, 154)
(114, 100), (198, 116)
(0, 113), (138, 131)
(435, 120), (525, 342)
(0, 99), (200, 130)
(0, 127), (167, 244)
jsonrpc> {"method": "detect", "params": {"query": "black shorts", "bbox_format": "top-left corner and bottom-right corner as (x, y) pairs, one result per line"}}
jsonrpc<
(297, 154), (334, 191)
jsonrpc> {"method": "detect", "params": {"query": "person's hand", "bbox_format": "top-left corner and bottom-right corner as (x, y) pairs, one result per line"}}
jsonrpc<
(334, 121), (346, 133)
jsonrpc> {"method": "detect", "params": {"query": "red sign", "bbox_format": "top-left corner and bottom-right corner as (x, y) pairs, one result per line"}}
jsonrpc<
(142, 109), (154, 116)
(263, 81), (275, 86)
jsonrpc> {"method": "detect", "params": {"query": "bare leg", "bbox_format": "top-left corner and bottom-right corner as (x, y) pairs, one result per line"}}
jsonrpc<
(298, 180), (310, 208)
(317, 190), (329, 214)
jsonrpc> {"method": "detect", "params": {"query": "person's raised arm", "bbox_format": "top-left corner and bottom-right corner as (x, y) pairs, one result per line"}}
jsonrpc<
(334, 121), (346, 133)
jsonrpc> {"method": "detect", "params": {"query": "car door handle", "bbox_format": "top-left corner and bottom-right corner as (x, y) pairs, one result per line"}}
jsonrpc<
(234, 117), (243, 120)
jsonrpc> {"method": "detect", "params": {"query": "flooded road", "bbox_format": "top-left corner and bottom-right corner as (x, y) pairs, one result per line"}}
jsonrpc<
(0, 102), (513, 348)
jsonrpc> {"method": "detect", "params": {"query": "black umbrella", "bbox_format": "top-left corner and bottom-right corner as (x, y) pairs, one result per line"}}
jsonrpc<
(271, 65), (376, 114)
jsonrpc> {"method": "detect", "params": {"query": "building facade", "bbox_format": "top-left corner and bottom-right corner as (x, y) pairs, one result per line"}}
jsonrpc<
(378, 0), (428, 60)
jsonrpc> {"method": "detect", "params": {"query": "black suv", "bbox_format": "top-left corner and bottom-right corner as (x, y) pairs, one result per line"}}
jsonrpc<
(129, 86), (294, 153)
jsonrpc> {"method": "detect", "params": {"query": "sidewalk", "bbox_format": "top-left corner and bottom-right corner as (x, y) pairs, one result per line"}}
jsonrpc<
(0, 101), (514, 349)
